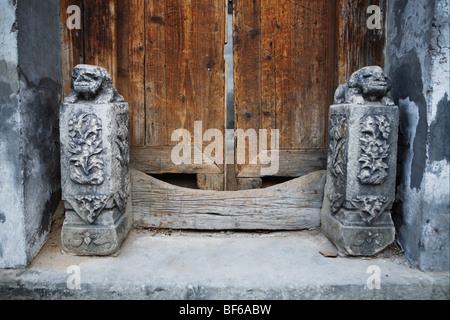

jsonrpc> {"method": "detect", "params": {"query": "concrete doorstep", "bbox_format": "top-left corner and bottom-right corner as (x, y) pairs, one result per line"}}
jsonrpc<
(0, 203), (448, 300)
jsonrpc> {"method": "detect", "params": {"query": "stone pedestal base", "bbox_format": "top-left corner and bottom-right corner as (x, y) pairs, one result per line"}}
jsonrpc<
(62, 196), (132, 256)
(321, 196), (395, 256)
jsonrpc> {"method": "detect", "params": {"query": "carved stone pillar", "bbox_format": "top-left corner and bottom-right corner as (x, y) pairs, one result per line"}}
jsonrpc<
(60, 65), (131, 256)
(321, 66), (399, 256)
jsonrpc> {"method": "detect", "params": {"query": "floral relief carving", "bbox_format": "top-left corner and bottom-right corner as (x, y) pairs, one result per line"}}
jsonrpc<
(67, 195), (111, 224)
(358, 114), (391, 185)
(351, 195), (391, 225)
(65, 231), (112, 250)
(68, 113), (104, 185)
(328, 115), (347, 178)
(115, 114), (129, 168)
(327, 192), (344, 214)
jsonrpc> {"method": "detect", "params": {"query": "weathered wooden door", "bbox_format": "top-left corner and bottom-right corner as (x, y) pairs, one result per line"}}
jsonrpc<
(233, 0), (385, 182)
(61, 0), (385, 190)
(61, 0), (228, 186)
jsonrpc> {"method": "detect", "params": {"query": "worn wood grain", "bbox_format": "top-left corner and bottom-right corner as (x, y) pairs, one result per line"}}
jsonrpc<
(236, 148), (327, 178)
(145, 0), (167, 147)
(84, 0), (118, 85)
(59, 2), (386, 179)
(116, 0), (146, 146)
(260, 0), (277, 141)
(128, 0), (146, 146)
(161, 0), (226, 151)
(131, 168), (326, 230)
(236, 177), (262, 190)
(335, 0), (386, 85)
(165, 0), (195, 146)
(60, 0), (84, 97)
(197, 173), (225, 191)
(233, 0), (261, 167)
(224, 0), (228, 44)
(130, 146), (222, 174)
(233, 0), (335, 177)
(286, 1), (334, 150)
(193, 0), (226, 154)
(273, 0), (292, 151)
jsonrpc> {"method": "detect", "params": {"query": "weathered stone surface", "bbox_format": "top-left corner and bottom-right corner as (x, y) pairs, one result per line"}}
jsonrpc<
(64, 64), (124, 104)
(60, 64), (131, 256)
(321, 67), (399, 256)
(385, 0), (450, 272)
(0, 0), (62, 268)
(1, 220), (448, 300)
(61, 195), (132, 256)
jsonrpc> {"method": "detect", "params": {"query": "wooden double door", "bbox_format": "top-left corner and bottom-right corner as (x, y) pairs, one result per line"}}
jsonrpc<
(61, 0), (385, 190)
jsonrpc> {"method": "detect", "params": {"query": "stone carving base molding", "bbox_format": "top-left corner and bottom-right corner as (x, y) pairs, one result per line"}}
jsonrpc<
(61, 195), (132, 256)
(321, 202), (395, 256)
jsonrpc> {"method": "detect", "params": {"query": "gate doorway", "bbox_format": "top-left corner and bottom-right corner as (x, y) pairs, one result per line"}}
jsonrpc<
(61, 0), (386, 192)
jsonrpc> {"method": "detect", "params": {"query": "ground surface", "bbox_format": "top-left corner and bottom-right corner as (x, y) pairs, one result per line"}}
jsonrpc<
(0, 202), (448, 300)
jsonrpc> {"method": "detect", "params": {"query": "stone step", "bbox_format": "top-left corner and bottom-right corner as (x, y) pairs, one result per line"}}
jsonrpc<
(0, 207), (448, 300)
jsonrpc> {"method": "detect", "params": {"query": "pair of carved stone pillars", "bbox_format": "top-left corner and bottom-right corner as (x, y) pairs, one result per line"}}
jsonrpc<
(59, 65), (398, 256)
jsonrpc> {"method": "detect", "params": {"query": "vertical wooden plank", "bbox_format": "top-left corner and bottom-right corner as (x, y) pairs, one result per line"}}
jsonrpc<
(273, 0), (292, 150)
(273, 0), (335, 150)
(116, 1), (129, 101)
(260, 0), (277, 146)
(224, 0), (228, 44)
(141, 0), (226, 174)
(163, 0), (226, 148)
(127, 1), (146, 146)
(369, 0), (386, 68)
(60, 0), (84, 97)
(233, 0), (261, 167)
(164, 0), (196, 146)
(234, 0), (335, 178)
(288, 0), (334, 149)
(84, 0), (118, 85)
(116, 1), (146, 146)
(335, 0), (386, 85)
(146, 0), (167, 147)
(193, 0), (226, 150)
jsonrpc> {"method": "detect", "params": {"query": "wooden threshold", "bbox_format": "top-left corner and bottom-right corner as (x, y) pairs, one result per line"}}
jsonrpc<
(131, 168), (326, 230)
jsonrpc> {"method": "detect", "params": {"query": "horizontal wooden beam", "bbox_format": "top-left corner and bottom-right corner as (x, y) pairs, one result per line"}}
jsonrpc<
(236, 149), (327, 178)
(131, 168), (326, 230)
(130, 146), (223, 174)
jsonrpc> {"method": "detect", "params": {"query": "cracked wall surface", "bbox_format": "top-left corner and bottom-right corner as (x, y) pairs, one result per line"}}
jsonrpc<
(386, 0), (449, 271)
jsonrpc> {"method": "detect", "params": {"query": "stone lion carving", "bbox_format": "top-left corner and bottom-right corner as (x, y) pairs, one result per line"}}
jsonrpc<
(334, 66), (394, 106)
(64, 64), (124, 104)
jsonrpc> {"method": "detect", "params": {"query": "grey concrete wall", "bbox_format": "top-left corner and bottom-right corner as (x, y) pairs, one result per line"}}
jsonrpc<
(0, 0), (62, 268)
(386, 0), (449, 271)
(0, 0), (26, 268)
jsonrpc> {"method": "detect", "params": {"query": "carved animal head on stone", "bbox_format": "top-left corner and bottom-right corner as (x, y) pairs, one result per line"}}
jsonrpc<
(65, 64), (124, 104)
(334, 66), (395, 106)
(70, 64), (113, 99)
(347, 66), (392, 102)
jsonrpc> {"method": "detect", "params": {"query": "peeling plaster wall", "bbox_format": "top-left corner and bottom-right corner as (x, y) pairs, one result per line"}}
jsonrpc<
(0, 0), (62, 268)
(386, 0), (449, 271)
